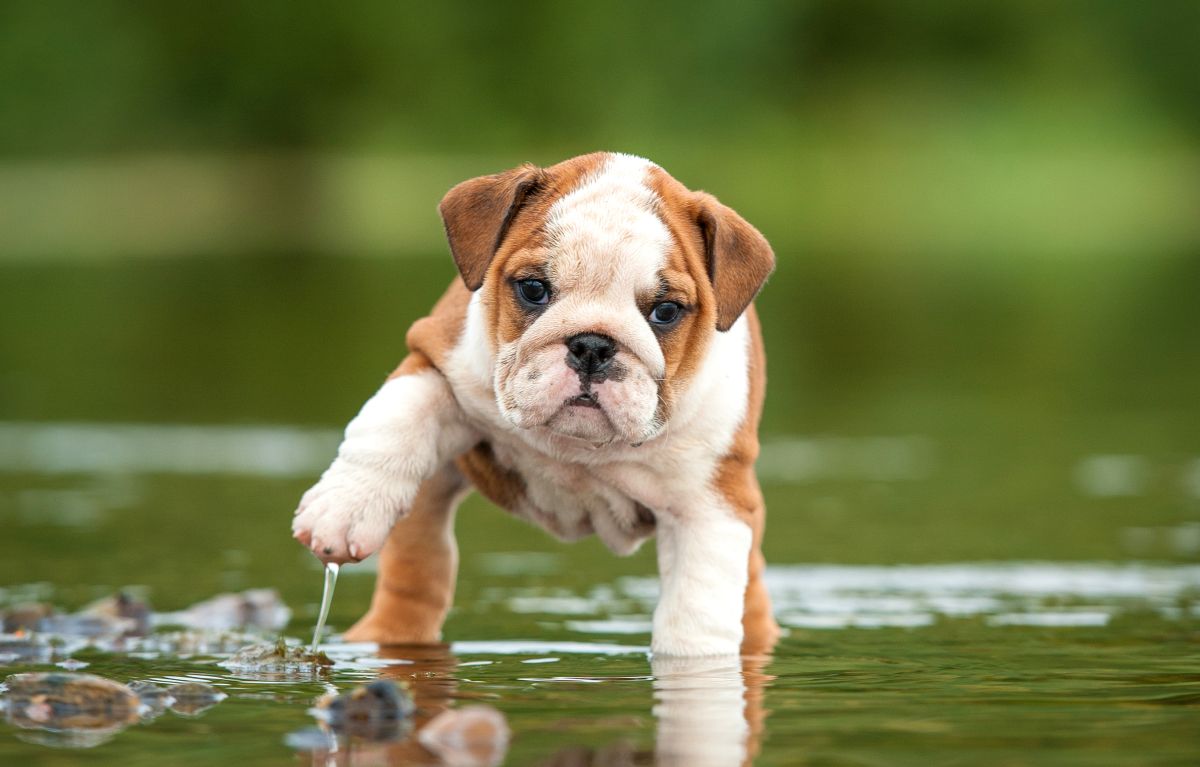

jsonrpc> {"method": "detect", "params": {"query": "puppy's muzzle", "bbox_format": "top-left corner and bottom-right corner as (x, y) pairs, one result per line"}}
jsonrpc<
(565, 333), (616, 382)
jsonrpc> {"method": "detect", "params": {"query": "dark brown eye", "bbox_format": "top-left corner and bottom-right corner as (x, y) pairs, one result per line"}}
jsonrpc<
(649, 301), (682, 326)
(515, 279), (550, 306)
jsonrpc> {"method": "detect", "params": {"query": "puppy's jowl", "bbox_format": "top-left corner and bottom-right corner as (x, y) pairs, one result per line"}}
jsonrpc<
(292, 152), (779, 656)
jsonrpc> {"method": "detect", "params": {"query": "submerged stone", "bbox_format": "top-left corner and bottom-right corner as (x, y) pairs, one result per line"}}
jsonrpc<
(2, 672), (141, 732)
(219, 638), (333, 675)
(79, 592), (152, 637)
(2, 589), (288, 651)
(316, 679), (415, 741)
(158, 589), (291, 632)
(36, 614), (121, 639)
(128, 680), (173, 719)
(165, 681), (227, 716)
(0, 637), (53, 665)
(2, 603), (55, 634)
(19, 592), (151, 640)
(133, 629), (260, 657)
(0, 673), (226, 748)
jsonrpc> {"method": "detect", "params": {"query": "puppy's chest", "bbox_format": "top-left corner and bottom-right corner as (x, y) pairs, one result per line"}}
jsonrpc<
(456, 437), (656, 555)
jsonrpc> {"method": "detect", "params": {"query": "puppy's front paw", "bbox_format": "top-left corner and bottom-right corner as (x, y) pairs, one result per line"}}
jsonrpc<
(291, 462), (413, 565)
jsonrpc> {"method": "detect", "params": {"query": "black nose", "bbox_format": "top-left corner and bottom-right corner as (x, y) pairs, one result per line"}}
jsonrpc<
(565, 333), (616, 378)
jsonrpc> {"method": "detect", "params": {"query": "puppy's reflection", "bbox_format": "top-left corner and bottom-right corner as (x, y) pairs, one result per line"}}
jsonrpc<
(651, 654), (773, 767)
(538, 653), (774, 767)
(302, 645), (772, 767)
(307, 643), (505, 767)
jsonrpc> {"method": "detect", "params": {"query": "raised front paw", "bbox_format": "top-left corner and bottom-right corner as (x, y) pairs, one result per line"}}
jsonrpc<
(291, 462), (414, 565)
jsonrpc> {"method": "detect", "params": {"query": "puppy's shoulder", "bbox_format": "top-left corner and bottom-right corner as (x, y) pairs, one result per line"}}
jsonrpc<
(394, 278), (473, 376)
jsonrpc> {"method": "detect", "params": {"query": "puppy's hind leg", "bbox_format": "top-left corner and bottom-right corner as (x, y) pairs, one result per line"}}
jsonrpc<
(741, 508), (781, 656)
(343, 463), (469, 645)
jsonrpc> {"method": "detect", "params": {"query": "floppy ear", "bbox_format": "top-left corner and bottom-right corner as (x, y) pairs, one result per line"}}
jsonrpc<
(696, 193), (775, 332)
(439, 164), (544, 291)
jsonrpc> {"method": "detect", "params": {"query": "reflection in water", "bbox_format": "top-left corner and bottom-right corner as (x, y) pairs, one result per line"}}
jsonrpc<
(1, 673), (230, 748)
(163, 682), (227, 717)
(3, 672), (141, 749)
(294, 643), (509, 767)
(532, 653), (774, 767)
(537, 740), (647, 766)
(418, 705), (511, 767)
(288, 644), (774, 767)
(0, 638), (768, 763)
(651, 655), (773, 767)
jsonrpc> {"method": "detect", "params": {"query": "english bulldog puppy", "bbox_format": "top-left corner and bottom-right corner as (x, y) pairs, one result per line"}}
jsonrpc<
(292, 152), (780, 656)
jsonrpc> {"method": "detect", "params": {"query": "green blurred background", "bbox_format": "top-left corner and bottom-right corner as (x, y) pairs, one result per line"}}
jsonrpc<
(3, 9), (1200, 765)
(2, 0), (1199, 603)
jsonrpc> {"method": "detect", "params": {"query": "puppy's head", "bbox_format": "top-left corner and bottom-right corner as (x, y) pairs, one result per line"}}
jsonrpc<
(441, 152), (773, 446)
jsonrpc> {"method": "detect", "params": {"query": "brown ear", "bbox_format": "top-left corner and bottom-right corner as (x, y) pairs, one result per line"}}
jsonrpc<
(439, 164), (544, 291)
(696, 193), (775, 332)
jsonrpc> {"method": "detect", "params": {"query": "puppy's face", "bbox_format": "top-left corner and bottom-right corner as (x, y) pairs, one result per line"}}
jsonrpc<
(441, 153), (774, 447)
(487, 160), (701, 445)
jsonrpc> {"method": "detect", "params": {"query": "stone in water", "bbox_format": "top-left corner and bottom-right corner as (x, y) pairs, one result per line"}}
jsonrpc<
(165, 682), (227, 716)
(220, 637), (333, 674)
(316, 679), (415, 741)
(3, 672), (140, 732)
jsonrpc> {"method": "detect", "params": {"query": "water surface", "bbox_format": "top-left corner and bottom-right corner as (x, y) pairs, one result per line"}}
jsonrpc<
(1, 256), (1198, 764)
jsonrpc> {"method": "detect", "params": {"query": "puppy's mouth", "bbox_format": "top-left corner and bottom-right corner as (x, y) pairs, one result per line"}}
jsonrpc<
(567, 392), (602, 409)
(533, 389), (621, 446)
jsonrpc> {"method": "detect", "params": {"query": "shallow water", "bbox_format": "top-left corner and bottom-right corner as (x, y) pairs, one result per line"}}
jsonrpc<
(2, 256), (1199, 764)
(1, 569), (1198, 765)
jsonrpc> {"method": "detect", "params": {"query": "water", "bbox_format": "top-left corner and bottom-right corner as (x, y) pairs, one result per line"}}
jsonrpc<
(310, 563), (339, 654)
(2, 255), (1199, 765)
(1, 571), (1197, 764)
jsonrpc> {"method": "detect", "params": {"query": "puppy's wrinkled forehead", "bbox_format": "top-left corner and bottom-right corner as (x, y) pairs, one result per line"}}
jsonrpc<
(542, 154), (671, 296)
(441, 150), (774, 336)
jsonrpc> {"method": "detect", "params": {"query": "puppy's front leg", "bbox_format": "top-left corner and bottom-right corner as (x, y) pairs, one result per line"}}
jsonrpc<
(651, 509), (752, 657)
(292, 366), (477, 564)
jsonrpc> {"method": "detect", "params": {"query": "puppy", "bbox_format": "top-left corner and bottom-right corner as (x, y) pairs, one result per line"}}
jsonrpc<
(292, 152), (779, 656)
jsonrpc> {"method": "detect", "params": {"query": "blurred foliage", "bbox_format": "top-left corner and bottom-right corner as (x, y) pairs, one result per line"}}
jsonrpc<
(1, 2), (1198, 263)
(0, 1), (1197, 578)
(1, 0), (1199, 155)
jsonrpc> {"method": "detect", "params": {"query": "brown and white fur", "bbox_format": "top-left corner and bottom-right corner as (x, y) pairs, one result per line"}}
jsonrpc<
(292, 152), (780, 657)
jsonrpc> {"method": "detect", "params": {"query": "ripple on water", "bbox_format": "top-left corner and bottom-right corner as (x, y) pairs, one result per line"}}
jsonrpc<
(584, 562), (1200, 633)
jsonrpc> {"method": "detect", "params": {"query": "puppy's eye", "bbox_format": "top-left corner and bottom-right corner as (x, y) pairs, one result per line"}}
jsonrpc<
(515, 279), (550, 307)
(648, 301), (682, 326)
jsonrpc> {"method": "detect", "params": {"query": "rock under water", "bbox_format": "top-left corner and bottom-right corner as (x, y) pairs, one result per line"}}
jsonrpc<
(218, 638), (333, 676)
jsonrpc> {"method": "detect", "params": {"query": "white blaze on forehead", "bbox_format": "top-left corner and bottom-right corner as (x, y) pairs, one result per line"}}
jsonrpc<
(543, 154), (670, 296)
